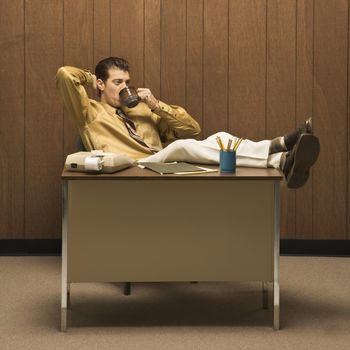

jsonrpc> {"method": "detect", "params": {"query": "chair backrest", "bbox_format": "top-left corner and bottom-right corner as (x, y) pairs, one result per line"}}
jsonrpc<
(76, 135), (87, 152)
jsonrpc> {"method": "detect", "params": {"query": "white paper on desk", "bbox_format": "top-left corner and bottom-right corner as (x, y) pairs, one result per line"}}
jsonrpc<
(174, 166), (218, 175)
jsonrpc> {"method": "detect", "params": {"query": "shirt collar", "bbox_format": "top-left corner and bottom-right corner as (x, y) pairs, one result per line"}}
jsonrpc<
(100, 102), (117, 116)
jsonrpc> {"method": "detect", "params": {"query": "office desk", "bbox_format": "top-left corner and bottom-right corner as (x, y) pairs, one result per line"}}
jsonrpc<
(61, 166), (283, 331)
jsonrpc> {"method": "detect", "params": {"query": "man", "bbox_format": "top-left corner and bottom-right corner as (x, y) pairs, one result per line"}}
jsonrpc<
(56, 57), (200, 160)
(56, 56), (319, 189)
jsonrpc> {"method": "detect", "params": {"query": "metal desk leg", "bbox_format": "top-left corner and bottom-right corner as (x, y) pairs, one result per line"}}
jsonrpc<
(273, 181), (280, 330)
(61, 181), (68, 332)
(61, 308), (67, 332)
(262, 282), (268, 309)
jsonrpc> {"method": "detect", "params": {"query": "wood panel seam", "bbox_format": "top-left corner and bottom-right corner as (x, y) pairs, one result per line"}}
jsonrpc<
(312, 0), (316, 239)
(227, 0), (229, 132)
(346, 0), (350, 240)
(265, 0), (268, 140)
(24, 0), (26, 239)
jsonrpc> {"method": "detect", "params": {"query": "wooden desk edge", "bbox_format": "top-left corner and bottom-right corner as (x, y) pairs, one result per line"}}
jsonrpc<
(61, 165), (284, 181)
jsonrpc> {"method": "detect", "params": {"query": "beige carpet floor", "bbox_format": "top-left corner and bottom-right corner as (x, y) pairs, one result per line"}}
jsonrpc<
(0, 256), (350, 350)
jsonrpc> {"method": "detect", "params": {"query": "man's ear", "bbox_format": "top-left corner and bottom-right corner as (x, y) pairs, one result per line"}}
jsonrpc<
(96, 79), (105, 93)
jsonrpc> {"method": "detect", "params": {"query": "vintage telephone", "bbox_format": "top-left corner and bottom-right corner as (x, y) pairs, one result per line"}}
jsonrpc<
(65, 150), (135, 173)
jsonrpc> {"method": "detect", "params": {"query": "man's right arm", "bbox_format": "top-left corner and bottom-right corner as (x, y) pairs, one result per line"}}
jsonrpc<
(56, 66), (95, 127)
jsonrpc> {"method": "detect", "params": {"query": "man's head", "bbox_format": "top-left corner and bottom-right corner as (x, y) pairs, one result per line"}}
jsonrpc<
(95, 57), (131, 108)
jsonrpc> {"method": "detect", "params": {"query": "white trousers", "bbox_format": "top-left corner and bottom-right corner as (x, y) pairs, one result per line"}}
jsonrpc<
(140, 132), (283, 169)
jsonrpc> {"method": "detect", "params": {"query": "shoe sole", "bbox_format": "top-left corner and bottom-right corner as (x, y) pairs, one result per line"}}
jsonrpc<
(286, 134), (320, 189)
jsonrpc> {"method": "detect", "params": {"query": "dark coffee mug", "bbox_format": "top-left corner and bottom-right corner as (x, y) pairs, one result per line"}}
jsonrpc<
(119, 86), (139, 108)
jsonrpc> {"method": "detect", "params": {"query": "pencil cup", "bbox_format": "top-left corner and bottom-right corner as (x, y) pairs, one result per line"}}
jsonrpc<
(219, 150), (236, 173)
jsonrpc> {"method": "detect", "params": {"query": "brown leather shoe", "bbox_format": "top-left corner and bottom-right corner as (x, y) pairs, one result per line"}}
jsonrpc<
(284, 117), (313, 151)
(282, 133), (320, 189)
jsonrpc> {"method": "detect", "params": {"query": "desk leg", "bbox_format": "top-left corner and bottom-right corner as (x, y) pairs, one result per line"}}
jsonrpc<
(273, 181), (280, 330)
(61, 181), (68, 332)
(61, 308), (67, 332)
(262, 282), (268, 309)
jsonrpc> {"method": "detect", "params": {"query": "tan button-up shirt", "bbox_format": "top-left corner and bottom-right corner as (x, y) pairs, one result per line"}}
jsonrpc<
(56, 66), (201, 160)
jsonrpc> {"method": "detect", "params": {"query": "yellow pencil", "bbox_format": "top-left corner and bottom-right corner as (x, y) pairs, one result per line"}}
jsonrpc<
(234, 138), (243, 151)
(226, 139), (233, 151)
(216, 136), (224, 151)
(235, 138), (242, 151)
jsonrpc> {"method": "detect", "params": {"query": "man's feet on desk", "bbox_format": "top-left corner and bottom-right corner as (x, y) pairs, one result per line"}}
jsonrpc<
(284, 117), (313, 151)
(280, 133), (320, 189)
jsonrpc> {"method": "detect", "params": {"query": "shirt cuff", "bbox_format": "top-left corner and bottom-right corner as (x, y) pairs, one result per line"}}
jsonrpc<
(151, 100), (171, 114)
(84, 70), (94, 84)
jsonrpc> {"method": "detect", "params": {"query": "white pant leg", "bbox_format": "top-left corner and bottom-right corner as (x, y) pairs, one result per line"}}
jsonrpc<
(140, 131), (272, 168)
(139, 138), (219, 164)
(267, 152), (283, 169)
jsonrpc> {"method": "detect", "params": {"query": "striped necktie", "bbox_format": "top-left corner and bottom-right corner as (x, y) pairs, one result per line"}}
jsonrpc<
(116, 109), (157, 153)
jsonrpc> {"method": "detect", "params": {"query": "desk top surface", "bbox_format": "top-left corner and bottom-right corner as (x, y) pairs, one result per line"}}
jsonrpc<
(61, 165), (283, 181)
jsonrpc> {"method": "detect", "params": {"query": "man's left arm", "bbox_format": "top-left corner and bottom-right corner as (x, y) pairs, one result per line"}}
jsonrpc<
(137, 88), (201, 141)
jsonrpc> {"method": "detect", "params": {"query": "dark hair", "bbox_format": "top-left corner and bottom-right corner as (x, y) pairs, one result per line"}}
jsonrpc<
(95, 56), (130, 82)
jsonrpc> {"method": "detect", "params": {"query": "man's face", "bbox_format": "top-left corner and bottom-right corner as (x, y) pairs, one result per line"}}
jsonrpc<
(99, 68), (130, 108)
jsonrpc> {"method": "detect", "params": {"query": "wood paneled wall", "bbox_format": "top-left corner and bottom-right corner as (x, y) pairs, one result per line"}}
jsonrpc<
(0, 0), (349, 240)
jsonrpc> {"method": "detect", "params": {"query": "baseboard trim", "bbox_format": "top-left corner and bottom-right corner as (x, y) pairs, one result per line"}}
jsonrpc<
(0, 239), (61, 256)
(280, 239), (350, 257)
(1, 239), (350, 256)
